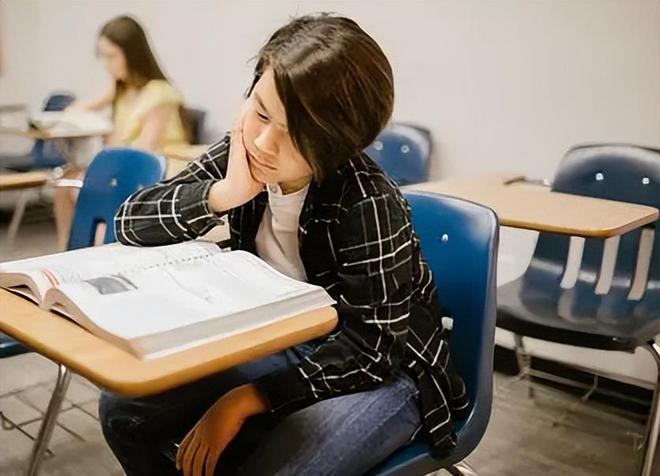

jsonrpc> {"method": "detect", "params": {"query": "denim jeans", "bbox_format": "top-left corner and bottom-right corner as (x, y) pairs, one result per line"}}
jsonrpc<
(99, 345), (421, 476)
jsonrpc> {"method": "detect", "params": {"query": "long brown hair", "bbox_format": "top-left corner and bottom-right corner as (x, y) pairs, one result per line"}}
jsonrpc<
(98, 16), (192, 142)
(248, 14), (394, 182)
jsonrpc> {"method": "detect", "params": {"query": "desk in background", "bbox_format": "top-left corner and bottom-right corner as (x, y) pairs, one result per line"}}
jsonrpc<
(408, 174), (658, 238)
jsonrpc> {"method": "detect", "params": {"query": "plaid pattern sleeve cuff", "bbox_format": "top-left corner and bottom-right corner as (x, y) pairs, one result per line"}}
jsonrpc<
(253, 367), (317, 415)
(175, 180), (226, 236)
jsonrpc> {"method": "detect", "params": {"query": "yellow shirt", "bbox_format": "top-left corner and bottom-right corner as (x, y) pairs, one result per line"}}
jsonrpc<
(113, 79), (188, 149)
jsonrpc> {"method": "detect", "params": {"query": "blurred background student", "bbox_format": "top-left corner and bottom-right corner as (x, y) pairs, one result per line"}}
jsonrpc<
(55, 15), (191, 249)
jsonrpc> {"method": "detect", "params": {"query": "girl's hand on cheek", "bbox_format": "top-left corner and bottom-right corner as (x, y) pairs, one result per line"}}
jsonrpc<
(208, 103), (264, 213)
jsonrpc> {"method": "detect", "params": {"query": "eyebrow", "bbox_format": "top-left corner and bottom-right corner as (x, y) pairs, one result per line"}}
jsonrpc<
(254, 92), (288, 130)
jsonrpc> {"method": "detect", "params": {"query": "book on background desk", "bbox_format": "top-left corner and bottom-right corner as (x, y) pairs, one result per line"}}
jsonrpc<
(29, 110), (113, 137)
(0, 242), (334, 359)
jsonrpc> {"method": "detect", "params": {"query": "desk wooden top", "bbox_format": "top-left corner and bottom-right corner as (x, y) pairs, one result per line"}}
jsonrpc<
(407, 174), (658, 238)
(161, 144), (209, 161)
(0, 126), (107, 140)
(0, 126), (45, 139)
(0, 171), (50, 191)
(0, 290), (337, 397)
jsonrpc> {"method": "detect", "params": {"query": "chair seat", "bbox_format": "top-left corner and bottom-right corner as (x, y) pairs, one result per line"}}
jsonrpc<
(0, 333), (30, 358)
(366, 442), (436, 476)
(497, 276), (660, 352)
(366, 433), (470, 475)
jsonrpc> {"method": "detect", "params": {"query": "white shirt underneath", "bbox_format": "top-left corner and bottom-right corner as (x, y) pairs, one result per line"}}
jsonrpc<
(255, 182), (310, 282)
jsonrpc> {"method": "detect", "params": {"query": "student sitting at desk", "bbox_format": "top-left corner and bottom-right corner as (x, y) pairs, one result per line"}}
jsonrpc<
(100, 14), (467, 476)
(54, 15), (190, 250)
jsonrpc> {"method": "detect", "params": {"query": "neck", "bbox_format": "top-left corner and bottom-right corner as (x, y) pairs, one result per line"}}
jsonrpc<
(279, 176), (312, 195)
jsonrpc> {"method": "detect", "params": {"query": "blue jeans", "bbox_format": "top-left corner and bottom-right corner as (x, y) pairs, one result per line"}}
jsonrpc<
(99, 345), (421, 476)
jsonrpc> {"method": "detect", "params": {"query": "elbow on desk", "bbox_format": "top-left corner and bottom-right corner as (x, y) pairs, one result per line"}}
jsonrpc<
(113, 218), (189, 247)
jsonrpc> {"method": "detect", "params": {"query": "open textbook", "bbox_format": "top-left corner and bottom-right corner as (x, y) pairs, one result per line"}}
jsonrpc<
(29, 110), (113, 137)
(0, 242), (335, 359)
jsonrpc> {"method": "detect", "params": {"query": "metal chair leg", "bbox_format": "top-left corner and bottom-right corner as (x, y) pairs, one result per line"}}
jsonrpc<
(447, 460), (479, 476)
(513, 334), (535, 398)
(640, 342), (660, 476)
(7, 190), (32, 247)
(25, 364), (71, 476)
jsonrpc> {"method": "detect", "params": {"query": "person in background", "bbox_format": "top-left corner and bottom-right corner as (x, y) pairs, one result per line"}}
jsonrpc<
(55, 15), (190, 249)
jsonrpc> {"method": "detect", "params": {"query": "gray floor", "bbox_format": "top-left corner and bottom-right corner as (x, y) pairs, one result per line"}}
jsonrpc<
(0, 209), (655, 476)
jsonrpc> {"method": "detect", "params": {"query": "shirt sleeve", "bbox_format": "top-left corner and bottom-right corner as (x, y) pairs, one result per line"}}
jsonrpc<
(254, 192), (415, 413)
(113, 136), (230, 246)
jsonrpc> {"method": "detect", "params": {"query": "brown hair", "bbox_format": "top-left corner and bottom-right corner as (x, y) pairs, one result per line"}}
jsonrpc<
(98, 16), (192, 142)
(248, 14), (394, 182)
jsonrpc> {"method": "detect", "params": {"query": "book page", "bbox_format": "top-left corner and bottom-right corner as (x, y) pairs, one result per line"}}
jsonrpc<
(0, 241), (222, 300)
(30, 110), (113, 136)
(49, 250), (332, 344)
(0, 268), (53, 302)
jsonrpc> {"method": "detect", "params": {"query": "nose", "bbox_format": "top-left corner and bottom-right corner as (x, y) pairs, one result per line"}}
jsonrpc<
(254, 125), (279, 158)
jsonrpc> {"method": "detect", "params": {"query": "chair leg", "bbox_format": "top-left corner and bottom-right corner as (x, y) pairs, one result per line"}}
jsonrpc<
(447, 460), (479, 476)
(7, 190), (32, 247)
(513, 334), (535, 398)
(640, 342), (660, 476)
(25, 364), (71, 476)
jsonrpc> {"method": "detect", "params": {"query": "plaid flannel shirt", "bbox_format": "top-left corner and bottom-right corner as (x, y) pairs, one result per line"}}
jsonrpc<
(114, 135), (468, 454)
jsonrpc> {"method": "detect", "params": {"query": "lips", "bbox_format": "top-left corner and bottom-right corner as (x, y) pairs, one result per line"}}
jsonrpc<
(247, 149), (277, 171)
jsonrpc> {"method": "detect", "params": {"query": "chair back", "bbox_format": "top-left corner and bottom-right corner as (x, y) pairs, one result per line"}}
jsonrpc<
(365, 123), (432, 185)
(523, 144), (660, 334)
(368, 191), (499, 475)
(68, 147), (166, 250)
(183, 108), (207, 144)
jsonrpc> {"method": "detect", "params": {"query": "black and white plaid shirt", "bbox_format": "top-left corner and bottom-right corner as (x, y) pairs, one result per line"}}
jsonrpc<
(114, 135), (468, 454)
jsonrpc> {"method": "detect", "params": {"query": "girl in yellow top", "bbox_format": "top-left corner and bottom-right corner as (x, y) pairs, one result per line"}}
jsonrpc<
(55, 15), (190, 249)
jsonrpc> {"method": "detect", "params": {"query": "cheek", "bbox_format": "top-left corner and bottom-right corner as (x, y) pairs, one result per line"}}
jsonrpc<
(120, 61), (128, 77)
(241, 117), (259, 145)
(101, 58), (113, 73)
(107, 58), (124, 79)
(286, 148), (313, 176)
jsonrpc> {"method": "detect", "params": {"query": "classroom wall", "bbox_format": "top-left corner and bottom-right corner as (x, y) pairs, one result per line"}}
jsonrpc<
(1, 0), (658, 178)
(1, 0), (659, 384)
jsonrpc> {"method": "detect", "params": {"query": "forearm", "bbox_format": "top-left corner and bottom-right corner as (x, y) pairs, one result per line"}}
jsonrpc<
(113, 137), (231, 246)
(114, 180), (224, 246)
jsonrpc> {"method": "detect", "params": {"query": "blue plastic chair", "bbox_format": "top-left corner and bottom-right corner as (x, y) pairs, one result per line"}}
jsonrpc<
(367, 191), (499, 475)
(66, 148), (166, 250)
(366, 123), (432, 186)
(1, 92), (76, 172)
(184, 107), (207, 144)
(0, 147), (166, 475)
(496, 144), (660, 476)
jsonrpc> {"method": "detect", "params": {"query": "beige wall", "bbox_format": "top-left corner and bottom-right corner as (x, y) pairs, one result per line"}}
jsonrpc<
(2, 0), (658, 178)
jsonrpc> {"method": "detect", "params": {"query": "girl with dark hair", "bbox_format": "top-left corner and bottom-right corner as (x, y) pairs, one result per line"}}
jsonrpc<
(99, 14), (467, 476)
(54, 15), (190, 249)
